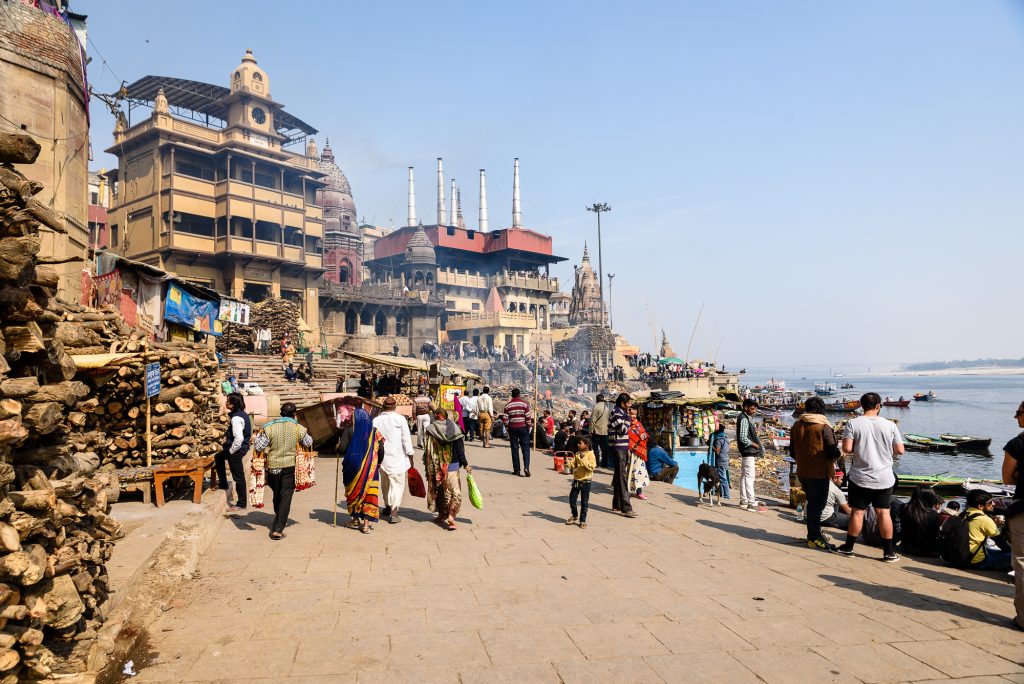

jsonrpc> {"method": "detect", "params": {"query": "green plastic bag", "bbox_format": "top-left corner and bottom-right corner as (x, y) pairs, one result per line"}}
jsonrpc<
(466, 473), (483, 510)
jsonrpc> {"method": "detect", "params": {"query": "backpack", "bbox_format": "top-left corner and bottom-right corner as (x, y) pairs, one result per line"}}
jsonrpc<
(938, 512), (984, 568)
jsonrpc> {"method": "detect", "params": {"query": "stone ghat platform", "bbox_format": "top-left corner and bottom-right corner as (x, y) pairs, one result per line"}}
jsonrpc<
(129, 441), (1022, 683)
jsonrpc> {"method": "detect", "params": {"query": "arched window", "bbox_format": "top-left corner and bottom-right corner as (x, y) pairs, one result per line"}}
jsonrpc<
(345, 309), (357, 334)
(253, 72), (263, 82)
(374, 311), (387, 336)
(508, 302), (517, 313)
(413, 271), (424, 287)
(360, 308), (373, 326)
(425, 272), (434, 286)
(338, 259), (352, 284)
(529, 304), (537, 314)
(519, 303), (527, 313)
(396, 314), (408, 337)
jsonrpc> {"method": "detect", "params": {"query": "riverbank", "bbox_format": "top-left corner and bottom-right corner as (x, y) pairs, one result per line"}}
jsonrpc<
(886, 367), (1024, 377)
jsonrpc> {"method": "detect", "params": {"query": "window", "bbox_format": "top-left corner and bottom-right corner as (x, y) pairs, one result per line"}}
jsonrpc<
(231, 217), (253, 239)
(110, 224), (119, 247)
(253, 164), (278, 189)
(216, 217), (227, 237)
(90, 191), (99, 205)
(175, 213), (215, 237)
(304, 236), (323, 255)
(175, 152), (215, 181)
(467, 230), (475, 239)
(255, 221), (281, 242)
(230, 159), (253, 184)
(396, 315), (408, 337)
(446, 227), (455, 236)
(471, 303), (480, 311)
(284, 226), (303, 247)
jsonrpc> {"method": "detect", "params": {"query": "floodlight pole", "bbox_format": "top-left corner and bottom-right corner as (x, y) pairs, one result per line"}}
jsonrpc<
(586, 203), (611, 328)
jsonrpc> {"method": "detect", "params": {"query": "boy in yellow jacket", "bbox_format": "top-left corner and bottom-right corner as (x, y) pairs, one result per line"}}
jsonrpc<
(567, 436), (597, 528)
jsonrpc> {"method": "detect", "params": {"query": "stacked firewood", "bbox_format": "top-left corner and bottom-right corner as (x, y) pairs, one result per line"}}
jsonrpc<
(216, 298), (299, 354)
(0, 132), (175, 680)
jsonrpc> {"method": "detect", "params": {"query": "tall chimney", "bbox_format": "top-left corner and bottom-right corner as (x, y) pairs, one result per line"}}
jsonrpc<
(479, 169), (489, 231)
(512, 157), (522, 228)
(407, 167), (416, 227)
(450, 179), (457, 228)
(436, 158), (446, 226)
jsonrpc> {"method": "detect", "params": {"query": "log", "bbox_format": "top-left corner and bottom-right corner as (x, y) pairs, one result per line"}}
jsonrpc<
(0, 377), (37, 398)
(0, 236), (40, 286)
(0, 420), (28, 447)
(0, 132), (41, 164)
(1, 323), (44, 354)
(173, 397), (195, 412)
(23, 402), (63, 434)
(155, 383), (199, 403)
(42, 339), (76, 382)
(0, 525), (18, 553)
(0, 648), (18, 672)
(31, 268), (58, 289)
(150, 412), (194, 427)
(25, 381), (89, 406)
(0, 463), (13, 486)
(27, 575), (83, 629)
(53, 322), (102, 349)
(0, 399), (20, 420)
(7, 490), (56, 512)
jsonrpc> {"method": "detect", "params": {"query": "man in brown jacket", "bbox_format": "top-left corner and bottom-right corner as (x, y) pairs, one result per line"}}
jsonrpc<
(790, 396), (841, 551)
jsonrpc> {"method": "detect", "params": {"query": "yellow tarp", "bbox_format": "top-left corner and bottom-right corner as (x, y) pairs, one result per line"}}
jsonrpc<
(71, 353), (140, 369)
(342, 351), (482, 381)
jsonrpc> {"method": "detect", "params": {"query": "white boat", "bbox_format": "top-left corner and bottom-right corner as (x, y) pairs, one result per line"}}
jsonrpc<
(815, 382), (838, 396)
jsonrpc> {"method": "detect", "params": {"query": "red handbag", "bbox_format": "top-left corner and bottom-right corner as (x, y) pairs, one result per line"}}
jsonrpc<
(407, 466), (426, 498)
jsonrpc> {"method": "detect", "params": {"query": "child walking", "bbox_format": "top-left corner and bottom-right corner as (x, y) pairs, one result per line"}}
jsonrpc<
(566, 436), (596, 528)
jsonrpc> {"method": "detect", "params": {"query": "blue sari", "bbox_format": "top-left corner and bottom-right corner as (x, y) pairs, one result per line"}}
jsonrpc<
(343, 408), (382, 521)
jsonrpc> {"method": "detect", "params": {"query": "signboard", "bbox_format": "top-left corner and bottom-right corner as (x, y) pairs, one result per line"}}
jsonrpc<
(437, 383), (466, 415)
(218, 298), (251, 325)
(146, 362), (161, 399)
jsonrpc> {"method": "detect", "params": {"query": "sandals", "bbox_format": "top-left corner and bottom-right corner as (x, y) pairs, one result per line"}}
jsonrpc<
(269, 531), (284, 540)
(445, 518), (458, 531)
(565, 516), (578, 525)
(344, 519), (360, 530)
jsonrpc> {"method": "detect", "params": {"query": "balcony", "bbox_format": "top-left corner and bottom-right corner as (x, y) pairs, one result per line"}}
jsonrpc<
(445, 311), (538, 332)
(171, 233), (216, 253)
(436, 269), (488, 289)
(305, 253), (323, 268)
(492, 272), (559, 293)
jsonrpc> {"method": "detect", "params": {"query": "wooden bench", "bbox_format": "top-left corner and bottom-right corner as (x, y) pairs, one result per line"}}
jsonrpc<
(153, 457), (215, 507)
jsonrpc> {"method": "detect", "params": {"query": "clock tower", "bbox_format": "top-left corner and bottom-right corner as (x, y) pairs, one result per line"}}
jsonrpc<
(224, 48), (282, 144)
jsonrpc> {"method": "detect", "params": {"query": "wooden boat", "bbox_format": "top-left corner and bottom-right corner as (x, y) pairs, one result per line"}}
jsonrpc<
(903, 433), (957, 452)
(913, 392), (936, 402)
(883, 400), (911, 408)
(840, 383), (855, 389)
(962, 480), (1015, 497)
(824, 399), (861, 413)
(939, 434), (993, 450)
(895, 473), (966, 495)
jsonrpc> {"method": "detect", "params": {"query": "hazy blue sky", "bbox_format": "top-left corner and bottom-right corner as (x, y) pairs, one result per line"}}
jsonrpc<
(82, 1), (1024, 367)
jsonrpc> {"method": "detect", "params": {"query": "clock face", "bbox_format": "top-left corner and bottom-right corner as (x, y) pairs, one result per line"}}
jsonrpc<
(251, 107), (266, 124)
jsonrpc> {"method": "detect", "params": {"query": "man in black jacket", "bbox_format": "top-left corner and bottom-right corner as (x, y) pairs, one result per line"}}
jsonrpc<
(736, 398), (763, 510)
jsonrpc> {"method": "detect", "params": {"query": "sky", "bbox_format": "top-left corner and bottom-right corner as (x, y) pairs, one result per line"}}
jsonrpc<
(80, 0), (1024, 368)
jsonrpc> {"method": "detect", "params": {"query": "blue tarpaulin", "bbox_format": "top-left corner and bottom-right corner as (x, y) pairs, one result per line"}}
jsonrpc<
(164, 282), (222, 337)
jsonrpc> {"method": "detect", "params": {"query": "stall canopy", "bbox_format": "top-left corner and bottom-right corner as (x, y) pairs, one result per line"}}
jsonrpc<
(342, 351), (482, 381)
(164, 282), (222, 337)
(658, 356), (685, 365)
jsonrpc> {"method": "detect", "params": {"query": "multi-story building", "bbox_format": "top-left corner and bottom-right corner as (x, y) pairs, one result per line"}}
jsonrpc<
(367, 159), (565, 355)
(0, 1), (90, 301)
(88, 169), (111, 250)
(105, 49), (326, 324)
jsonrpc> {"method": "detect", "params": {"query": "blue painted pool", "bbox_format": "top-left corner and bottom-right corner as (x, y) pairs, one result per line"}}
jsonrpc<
(669, 448), (715, 492)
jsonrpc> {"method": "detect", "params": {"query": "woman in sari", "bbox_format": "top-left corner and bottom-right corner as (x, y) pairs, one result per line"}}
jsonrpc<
(423, 408), (471, 530)
(628, 406), (651, 500)
(338, 402), (384, 533)
(452, 392), (465, 433)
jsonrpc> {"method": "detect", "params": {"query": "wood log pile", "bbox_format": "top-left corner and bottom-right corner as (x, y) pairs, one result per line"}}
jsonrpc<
(216, 298), (299, 354)
(0, 132), (222, 679)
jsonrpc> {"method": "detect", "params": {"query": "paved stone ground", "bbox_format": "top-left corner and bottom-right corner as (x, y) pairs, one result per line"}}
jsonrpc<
(128, 441), (1023, 683)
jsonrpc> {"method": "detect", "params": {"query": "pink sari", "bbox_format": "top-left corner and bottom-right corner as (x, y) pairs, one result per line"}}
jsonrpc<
(453, 395), (465, 432)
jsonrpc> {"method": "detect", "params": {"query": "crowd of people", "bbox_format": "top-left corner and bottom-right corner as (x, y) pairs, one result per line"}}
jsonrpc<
(215, 381), (1024, 634)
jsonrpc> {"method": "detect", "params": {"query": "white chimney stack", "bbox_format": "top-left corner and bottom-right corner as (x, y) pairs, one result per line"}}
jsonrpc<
(512, 157), (522, 228)
(449, 179), (457, 228)
(436, 158), (446, 226)
(407, 167), (416, 227)
(479, 169), (489, 232)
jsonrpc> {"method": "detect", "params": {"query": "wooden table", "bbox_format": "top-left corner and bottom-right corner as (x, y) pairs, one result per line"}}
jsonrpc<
(153, 457), (215, 507)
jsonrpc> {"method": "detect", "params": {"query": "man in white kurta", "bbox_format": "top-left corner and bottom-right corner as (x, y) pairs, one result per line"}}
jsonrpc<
(373, 396), (414, 524)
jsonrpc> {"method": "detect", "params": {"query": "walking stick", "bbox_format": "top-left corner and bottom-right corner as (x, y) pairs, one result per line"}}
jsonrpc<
(333, 452), (341, 527)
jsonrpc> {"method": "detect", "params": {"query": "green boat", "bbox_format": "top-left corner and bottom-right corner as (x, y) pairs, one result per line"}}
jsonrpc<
(903, 433), (957, 452)
(894, 473), (967, 495)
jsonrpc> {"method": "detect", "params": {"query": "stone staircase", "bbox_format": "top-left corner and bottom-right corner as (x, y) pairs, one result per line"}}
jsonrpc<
(222, 354), (365, 408)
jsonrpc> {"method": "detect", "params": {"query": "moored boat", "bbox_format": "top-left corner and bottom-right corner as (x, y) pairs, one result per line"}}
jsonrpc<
(939, 434), (993, 450)
(883, 400), (911, 408)
(894, 473), (966, 495)
(815, 383), (838, 396)
(913, 391), (937, 402)
(903, 433), (957, 452)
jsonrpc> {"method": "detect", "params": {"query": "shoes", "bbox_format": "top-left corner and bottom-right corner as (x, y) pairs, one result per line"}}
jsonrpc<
(388, 514), (400, 524)
(565, 516), (578, 525)
(623, 511), (638, 519)
(636, 493), (648, 500)
(513, 471), (522, 477)
(227, 505), (246, 513)
(738, 502), (749, 510)
(807, 538), (837, 552)
(381, 506), (392, 517)
(882, 553), (900, 563)
(525, 469), (531, 477)
(835, 546), (855, 557)
(1011, 618), (1024, 632)
(579, 522), (587, 529)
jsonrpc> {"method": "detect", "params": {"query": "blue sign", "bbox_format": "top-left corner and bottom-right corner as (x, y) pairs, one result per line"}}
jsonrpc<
(146, 362), (161, 398)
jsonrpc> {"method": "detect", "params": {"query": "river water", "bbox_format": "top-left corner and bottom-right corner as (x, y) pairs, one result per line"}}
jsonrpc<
(742, 373), (1024, 480)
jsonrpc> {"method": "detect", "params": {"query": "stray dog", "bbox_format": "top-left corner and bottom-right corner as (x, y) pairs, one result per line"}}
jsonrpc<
(697, 462), (722, 506)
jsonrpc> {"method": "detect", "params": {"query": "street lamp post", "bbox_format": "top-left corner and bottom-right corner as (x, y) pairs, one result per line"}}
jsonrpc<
(607, 273), (615, 330)
(586, 202), (611, 327)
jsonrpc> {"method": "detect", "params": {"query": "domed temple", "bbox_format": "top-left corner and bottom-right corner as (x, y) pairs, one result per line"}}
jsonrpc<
(569, 244), (607, 326)
(316, 139), (361, 285)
